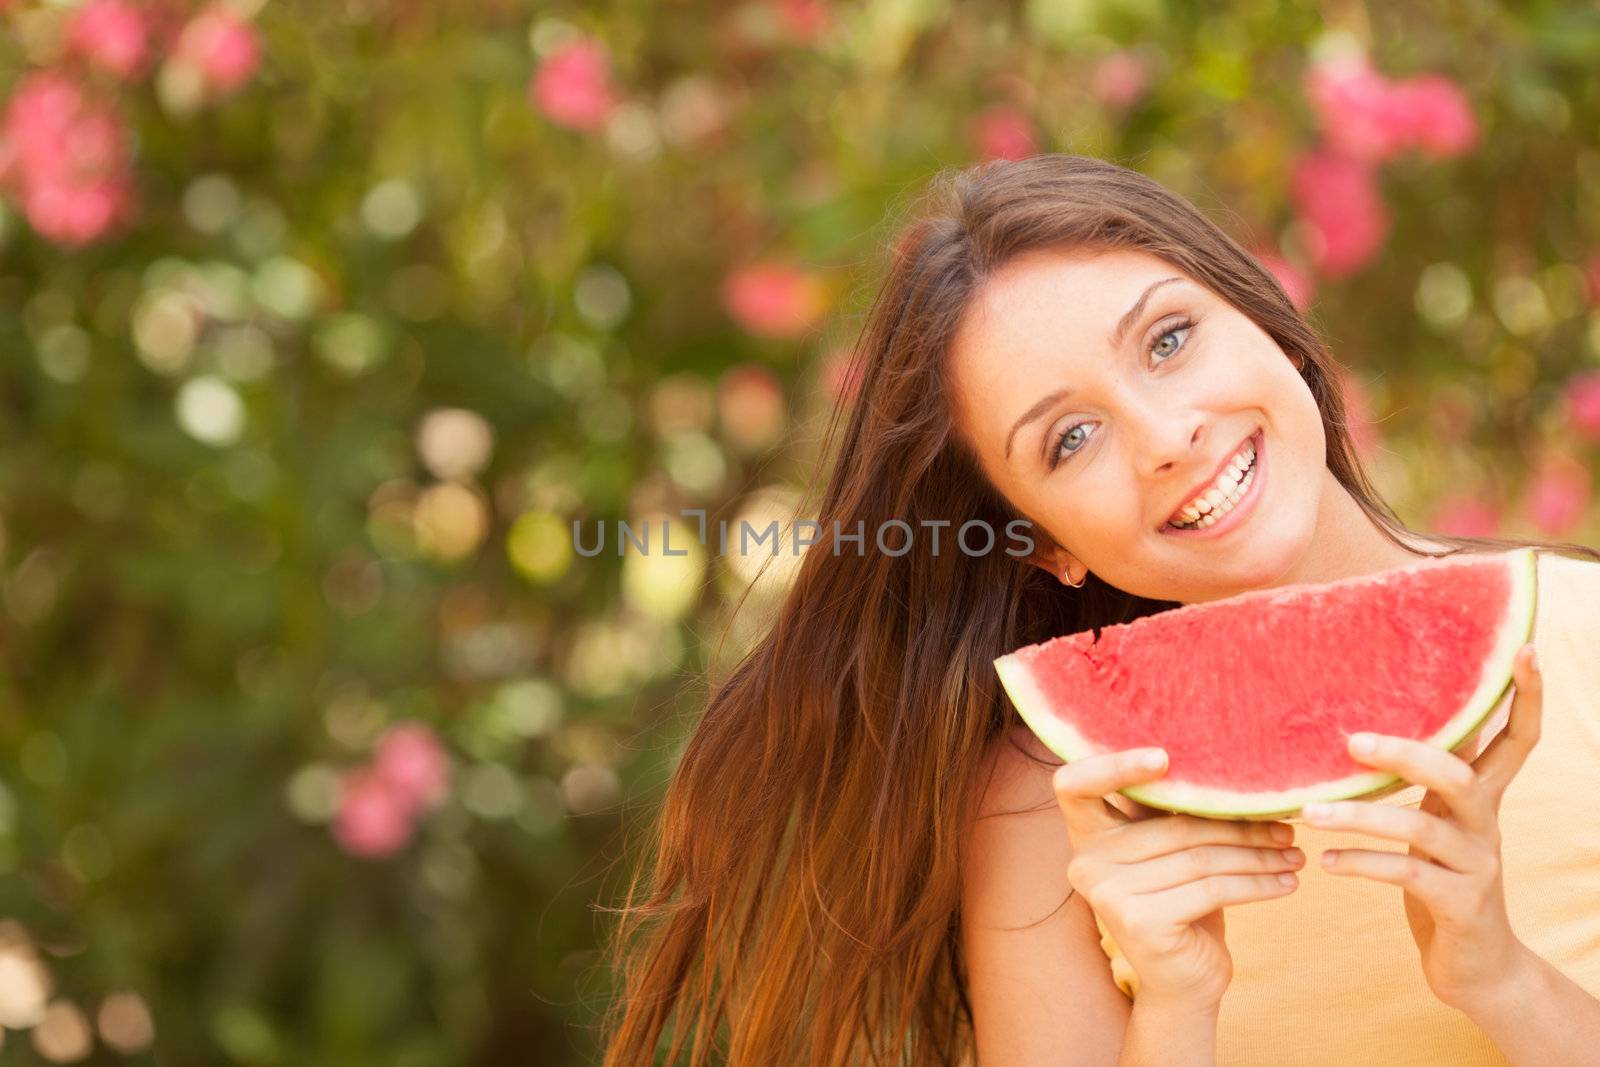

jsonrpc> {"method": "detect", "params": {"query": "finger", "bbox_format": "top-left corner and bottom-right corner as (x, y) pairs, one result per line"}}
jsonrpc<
(1122, 843), (1304, 894)
(1132, 871), (1299, 927)
(1107, 812), (1294, 862)
(1345, 732), (1491, 831)
(1053, 749), (1167, 837)
(1318, 847), (1455, 909)
(1106, 791), (1169, 821)
(1300, 801), (1479, 871)
(1473, 643), (1543, 798)
(1054, 749), (1170, 800)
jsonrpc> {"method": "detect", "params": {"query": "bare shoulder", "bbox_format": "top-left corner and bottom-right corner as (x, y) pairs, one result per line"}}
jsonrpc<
(964, 724), (1075, 928)
(961, 727), (1131, 1061)
(975, 724), (1063, 820)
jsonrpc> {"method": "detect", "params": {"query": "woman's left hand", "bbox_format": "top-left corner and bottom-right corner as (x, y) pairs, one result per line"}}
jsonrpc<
(1301, 642), (1544, 1014)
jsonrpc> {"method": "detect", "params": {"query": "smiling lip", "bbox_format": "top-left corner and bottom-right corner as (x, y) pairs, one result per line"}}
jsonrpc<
(1159, 429), (1265, 536)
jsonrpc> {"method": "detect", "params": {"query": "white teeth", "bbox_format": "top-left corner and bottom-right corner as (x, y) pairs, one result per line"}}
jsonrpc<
(1177, 445), (1254, 518)
(1170, 449), (1257, 530)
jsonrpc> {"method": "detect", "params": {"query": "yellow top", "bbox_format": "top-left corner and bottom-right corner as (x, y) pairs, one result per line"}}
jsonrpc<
(1095, 548), (1600, 1065)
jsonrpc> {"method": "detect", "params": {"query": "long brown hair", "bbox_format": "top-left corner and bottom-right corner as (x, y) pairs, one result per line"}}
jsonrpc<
(597, 153), (1599, 1065)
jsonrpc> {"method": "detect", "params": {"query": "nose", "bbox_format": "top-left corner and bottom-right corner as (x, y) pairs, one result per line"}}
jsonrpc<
(1127, 402), (1207, 480)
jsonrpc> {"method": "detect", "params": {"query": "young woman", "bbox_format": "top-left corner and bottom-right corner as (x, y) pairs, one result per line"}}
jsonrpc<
(600, 154), (1600, 1065)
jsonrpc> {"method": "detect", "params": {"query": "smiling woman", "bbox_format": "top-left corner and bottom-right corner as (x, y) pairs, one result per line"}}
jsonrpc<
(943, 246), (1358, 605)
(600, 154), (1600, 1066)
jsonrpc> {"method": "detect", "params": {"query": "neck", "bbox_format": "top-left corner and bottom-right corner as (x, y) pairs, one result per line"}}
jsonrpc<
(1272, 468), (1445, 589)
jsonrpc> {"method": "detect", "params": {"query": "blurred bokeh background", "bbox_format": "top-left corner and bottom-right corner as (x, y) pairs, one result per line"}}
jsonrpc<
(0, 0), (1597, 1062)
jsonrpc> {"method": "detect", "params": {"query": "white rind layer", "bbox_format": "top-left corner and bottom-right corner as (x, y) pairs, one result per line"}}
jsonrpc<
(994, 547), (1540, 820)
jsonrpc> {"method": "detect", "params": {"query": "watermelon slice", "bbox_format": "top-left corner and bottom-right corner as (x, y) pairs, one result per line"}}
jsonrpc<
(994, 548), (1538, 819)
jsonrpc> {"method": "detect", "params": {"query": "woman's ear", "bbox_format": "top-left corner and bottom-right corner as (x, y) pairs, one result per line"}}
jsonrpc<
(1023, 542), (1089, 588)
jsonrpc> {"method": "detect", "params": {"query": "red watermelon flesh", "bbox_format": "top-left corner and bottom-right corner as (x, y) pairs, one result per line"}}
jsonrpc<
(994, 548), (1538, 819)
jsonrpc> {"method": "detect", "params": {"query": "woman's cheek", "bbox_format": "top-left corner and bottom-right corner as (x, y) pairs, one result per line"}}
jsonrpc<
(1077, 487), (1132, 545)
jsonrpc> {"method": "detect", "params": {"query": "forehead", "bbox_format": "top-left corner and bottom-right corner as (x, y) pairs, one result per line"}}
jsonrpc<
(954, 246), (1184, 358)
(948, 248), (1189, 431)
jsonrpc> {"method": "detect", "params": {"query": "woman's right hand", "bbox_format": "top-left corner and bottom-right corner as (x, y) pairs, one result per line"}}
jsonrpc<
(1053, 747), (1303, 1012)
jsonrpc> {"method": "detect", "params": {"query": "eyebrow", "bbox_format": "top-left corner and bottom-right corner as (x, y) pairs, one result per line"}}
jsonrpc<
(1002, 276), (1185, 460)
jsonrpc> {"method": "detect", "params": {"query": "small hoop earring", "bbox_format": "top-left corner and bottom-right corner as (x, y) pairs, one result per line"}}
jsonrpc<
(1063, 567), (1086, 589)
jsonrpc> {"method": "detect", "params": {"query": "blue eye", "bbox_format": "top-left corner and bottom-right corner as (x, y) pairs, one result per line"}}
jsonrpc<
(1049, 421), (1096, 469)
(1152, 318), (1195, 362)
(1046, 317), (1197, 471)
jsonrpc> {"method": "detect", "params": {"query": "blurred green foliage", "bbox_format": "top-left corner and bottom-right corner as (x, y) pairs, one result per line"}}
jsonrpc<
(0, 0), (1597, 1063)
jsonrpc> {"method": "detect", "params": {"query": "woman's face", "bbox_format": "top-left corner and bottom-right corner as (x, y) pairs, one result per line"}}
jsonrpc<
(948, 247), (1334, 604)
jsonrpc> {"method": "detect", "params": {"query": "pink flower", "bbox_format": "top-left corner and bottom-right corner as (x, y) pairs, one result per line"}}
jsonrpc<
(332, 768), (415, 858)
(717, 364), (786, 451)
(1392, 74), (1477, 159)
(530, 38), (616, 132)
(1526, 458), (1592, 537)
(24, 180), (132, 244)
(820, 345), (862, 404)
(1432, 495), (1500, 538)
(47, 104), (124, 179)
(371, 722), (451, 813)
(0, 71), (135, 246)
(1290, 150), (1389, 278)
(1303, 54), (1476, 163)
(1395, 75), (1478, 159)
(0, 71), (88, 165)
(1303, 55), (1411, 163)
(1092, 51), (1149, 111)
(1337, 368), (1380, 458)
(1566, 371), (1600, 443)
(1255, 251), (1315, 311)
(773, 0), (830, 42)
(969, 105), (1037, 162)
(172, 6), (261, 97)
(722, 261), (826, 339)
(66, 0), (151, 81)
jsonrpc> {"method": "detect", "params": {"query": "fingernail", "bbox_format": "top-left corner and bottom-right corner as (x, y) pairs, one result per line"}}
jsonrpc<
(1277, 872), (1297, 887)
(1270, 823), (1293, 845)
(1139, 749), (1167, 771)
(1281, 848), (1304, 864)
(1349, 733), (1377, 757)
(1303, 803), (1331, 822)
(1528, 646), (1540, 674)
(1321, 851), (1339, 869)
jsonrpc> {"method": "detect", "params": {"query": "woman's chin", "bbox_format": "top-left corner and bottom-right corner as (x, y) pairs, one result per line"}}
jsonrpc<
(1139, 529), (1310, 603)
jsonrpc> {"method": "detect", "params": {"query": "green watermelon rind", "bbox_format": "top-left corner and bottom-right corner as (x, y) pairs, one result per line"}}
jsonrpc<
(994, 547), (1540, 821)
